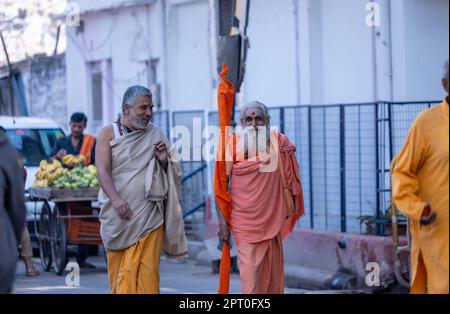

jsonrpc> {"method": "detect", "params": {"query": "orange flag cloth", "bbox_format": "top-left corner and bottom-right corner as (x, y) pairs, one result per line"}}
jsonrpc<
(213, 64), (235, 294)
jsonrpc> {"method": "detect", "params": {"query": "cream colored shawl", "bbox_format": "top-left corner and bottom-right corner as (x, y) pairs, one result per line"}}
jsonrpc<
(98, 124), (188, 259)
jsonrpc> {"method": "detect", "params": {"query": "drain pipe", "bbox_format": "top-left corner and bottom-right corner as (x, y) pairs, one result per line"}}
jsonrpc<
(370, 0), (379, 103)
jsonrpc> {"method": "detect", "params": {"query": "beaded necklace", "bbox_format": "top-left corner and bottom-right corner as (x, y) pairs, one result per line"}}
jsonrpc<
(115, 113), (133, 136)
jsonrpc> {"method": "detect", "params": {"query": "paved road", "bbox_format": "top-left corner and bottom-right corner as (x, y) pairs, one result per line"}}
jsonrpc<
(12, 255), (308, 294)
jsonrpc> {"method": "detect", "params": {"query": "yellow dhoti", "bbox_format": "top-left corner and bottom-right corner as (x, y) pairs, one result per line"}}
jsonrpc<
(99, 124), (188, 295)
(106, 225), (163, 294)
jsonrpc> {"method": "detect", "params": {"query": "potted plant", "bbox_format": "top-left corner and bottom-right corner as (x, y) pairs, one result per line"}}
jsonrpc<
(356, 214), (377, 235)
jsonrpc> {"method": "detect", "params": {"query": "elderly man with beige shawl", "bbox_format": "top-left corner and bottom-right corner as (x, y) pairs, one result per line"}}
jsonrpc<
(96, 85), (187, 294)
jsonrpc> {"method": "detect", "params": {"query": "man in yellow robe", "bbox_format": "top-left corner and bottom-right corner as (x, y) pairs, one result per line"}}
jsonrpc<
(392, 61), (449, 294)
(96, 86), (187, 294)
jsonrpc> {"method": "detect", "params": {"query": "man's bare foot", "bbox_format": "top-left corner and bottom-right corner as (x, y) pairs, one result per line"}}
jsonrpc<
(24, 258), (40, 277)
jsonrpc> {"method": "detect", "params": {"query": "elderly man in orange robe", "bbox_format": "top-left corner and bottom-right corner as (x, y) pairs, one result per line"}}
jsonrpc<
(392, 60), (449, 294)
(217, 101), (304, 294)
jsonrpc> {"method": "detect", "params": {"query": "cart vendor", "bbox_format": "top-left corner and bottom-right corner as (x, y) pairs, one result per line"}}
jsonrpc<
(96, 85), (187, 294)
(51, 112), (96, 166)
(51, 112), (97, 269)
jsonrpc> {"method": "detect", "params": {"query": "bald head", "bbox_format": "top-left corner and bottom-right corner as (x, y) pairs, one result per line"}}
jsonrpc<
(239, 101), (270, 127)
(443, 60), (449, 80)
(443, 60), (449, 95)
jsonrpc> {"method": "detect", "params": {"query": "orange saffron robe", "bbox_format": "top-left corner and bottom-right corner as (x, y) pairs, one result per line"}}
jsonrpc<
(392, 99), (449, 294)
(227, 131), (304, 293)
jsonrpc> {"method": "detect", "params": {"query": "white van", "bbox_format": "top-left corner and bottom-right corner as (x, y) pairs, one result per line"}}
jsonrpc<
(0, 115), (65, 242)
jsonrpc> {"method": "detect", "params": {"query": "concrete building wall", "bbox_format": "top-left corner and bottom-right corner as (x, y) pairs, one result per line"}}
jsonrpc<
(240, 0), (449, 106)
(243, 0), (298, 107)
(390, 0), (449, 102)
(403, 0), (449, 100)
(21, 54), (68, 132)
(66, 0), (165, 136)
(65, 0), (449, 130)
(310, 0), (376, 104)
(165, 0), (213, 111)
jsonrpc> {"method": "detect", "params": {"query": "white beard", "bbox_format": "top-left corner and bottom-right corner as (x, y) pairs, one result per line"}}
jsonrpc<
(243, 126), (271, 156)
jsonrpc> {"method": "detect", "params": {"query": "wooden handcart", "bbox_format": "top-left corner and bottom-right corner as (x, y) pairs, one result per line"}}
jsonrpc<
(29, 187), (102, 275)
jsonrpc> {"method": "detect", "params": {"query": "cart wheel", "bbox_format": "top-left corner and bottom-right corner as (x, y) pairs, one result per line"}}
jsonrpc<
(51, 205), (67, 276)
(38, 201), (52, 272)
